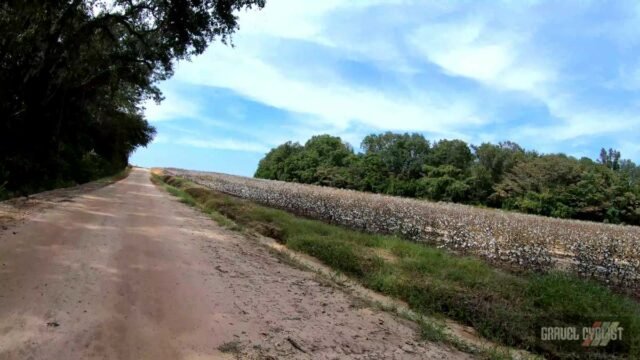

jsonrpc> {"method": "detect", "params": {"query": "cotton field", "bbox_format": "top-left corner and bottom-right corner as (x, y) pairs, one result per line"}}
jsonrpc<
(166, 168), (640, 288)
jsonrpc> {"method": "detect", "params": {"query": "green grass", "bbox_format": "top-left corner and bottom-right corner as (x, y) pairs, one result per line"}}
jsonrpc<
(151, 174), (239, 230)
(96, 165), (132, 185)
(155, 174), (640, 358)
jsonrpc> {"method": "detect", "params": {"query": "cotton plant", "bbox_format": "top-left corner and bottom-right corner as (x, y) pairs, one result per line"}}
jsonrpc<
(167, 168), (640, 288)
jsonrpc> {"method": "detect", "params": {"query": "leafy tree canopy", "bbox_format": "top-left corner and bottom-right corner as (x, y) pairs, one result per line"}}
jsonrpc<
(0, 0), (264, 197)
(256, 133), (640, 225)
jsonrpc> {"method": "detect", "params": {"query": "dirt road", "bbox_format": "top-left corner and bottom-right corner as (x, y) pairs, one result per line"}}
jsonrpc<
(0, 168), (468, 359)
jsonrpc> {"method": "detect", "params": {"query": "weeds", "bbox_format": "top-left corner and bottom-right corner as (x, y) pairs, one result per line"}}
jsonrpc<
(156, 173), (640, 359)
(151, 174), (240, 230)
(168, 168), (640, 289)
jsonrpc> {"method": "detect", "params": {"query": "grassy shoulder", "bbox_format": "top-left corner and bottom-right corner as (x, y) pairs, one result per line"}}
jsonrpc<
(0, 165), (132, 201)
(95, 165), (132, 185)
(154, 173), (640, 359)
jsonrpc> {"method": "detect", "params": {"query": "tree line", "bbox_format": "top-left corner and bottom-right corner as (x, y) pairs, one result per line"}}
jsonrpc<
(255, 133), (640, 225)
(0, 0), (263, 199)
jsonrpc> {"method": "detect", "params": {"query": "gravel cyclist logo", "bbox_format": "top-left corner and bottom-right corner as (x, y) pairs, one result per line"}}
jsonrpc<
(540, 321), (624, 347)
(582, 322), (623, 347)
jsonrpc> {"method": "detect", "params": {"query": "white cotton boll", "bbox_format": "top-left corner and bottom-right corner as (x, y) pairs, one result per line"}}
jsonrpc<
(172, 169), (639, 289)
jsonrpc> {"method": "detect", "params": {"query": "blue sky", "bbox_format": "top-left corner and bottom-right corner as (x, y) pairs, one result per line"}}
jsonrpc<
(131, 0), (640, 177)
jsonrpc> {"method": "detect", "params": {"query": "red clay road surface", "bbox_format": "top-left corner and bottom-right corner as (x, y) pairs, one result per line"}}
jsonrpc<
(0, 168), (469, 359)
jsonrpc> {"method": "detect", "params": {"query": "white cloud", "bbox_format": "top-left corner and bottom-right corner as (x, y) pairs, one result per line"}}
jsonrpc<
(409, 13), (639, 149)
(238, 0), (339, 43)
(515, 98), (640, 143)
(414, 21), (510, 81)
(411, 19), (555, 95)
(239, 0), (406, 44)
(143, 87), (264, 136)
(150, 134), (170, 144)
(175, 40), (486, 136)
(175, 137), (269, 153)
(144, 0), (640, 163)
(148, 118), (272, 153)
(619, 141), (640, 161)
(142, 90), (201, 122)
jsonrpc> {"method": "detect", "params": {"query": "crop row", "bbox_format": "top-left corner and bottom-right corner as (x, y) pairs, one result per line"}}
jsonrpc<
(166, 168), (640, 288)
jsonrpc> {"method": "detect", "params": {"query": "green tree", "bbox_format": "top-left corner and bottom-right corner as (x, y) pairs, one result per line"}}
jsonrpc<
(360, 132), (430, 196)
(361, 132), (430, 179)
(416, 165), (470, 202)
(0, 0), (264, 196)
(619, 159), (640, 187)
(292, 135), (355, 185)
(470, 141), (525, 204)
(255, 142), (303, 181)
(348, 153), (389, 193)
(256, 134), (640, 225)
(494, 154), (583, 217)
(599, 148), (621, 170)
(256, 135), (356, 186)
(427, 139), (474, 170)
